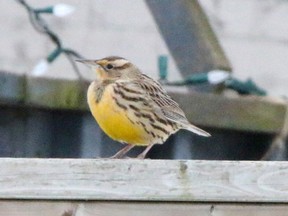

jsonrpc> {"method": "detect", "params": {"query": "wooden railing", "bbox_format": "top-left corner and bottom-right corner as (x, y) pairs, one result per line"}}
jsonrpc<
(0, 158), (288, 215)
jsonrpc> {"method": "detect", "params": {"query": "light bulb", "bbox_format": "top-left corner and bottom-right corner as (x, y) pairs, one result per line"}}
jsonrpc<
(53, 4), (75, 17)
(207, 70), (230, 84)
(31, 59), (49, 76)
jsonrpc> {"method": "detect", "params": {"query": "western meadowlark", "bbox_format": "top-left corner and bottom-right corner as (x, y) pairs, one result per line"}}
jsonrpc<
(77, 56), (210, 159)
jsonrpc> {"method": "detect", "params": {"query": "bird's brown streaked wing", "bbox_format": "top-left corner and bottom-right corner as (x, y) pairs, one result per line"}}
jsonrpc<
(125, 75), (191, 125)
(138, 74), (182, 108)
(134, 78), (210, 136)
(123, 75), (210, 137)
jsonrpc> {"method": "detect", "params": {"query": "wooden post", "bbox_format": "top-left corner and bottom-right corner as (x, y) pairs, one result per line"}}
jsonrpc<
(145, 0), (231, 76)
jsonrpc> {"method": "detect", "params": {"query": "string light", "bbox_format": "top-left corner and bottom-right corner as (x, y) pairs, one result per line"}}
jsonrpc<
(34, 4), (75, 17)
(207, 70), (230, 84)
(158, 55), (168, 81)
(31, 60), (49, 76)
(16, 0), (84, 78)
(53, 4), (75, 17)
(158, 56), (266, 96)
(31, 48), (62, 76)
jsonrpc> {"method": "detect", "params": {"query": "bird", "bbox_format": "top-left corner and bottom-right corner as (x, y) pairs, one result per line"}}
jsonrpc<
(76, 56), (210, 159)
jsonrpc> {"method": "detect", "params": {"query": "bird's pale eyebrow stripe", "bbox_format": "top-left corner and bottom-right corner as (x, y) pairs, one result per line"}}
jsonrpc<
(112, 58), (129, 66)
(115, 63), (131, 70)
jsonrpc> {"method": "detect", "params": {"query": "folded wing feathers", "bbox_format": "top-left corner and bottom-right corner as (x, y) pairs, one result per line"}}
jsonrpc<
(129, 75), (210, 137)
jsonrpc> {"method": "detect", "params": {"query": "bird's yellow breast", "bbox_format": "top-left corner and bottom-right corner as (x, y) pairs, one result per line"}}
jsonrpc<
(87, 82), (149, 146)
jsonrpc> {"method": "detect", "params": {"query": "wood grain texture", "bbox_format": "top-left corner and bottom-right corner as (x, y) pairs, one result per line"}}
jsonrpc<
(0, 158), (288, 202)
(0, 201), (288, 216)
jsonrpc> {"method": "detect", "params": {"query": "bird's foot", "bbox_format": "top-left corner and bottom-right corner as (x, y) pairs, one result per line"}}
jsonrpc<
(109, 154), (125, 159)
(136, 153), (146, 159)
(109, 145), (135, 159)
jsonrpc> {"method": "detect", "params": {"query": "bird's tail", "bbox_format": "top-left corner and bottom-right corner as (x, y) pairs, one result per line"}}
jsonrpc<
(184, 124), (211, 137)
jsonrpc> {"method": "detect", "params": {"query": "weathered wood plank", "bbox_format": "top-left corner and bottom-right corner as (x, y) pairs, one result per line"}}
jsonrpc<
(169, 92), (287, 133)
(145, 0), (231, 76)
(25, 77), (88, 110)
(0, 201), (288, 216)
(0, 72), (286, 133)
(0, 158), (288, 202)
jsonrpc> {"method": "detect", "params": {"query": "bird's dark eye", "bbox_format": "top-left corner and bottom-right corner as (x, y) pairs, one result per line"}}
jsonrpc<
(106, 64), (114, 69)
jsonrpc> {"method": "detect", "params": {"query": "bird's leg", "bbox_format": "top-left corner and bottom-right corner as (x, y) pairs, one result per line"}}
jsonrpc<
(136, 144), (155, 159)
(110, 145), (135, 159)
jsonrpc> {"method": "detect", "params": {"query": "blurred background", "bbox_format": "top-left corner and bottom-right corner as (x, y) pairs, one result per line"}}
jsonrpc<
(0, 0), (288, 160)
(2, 0), (288, 95)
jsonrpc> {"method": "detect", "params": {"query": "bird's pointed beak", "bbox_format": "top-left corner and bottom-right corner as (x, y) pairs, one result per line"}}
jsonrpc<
(75, 59), (97, 66)
(75, 59), (108, 68)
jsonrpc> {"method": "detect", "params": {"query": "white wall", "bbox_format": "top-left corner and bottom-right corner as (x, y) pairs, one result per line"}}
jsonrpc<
(1, 0), (180, 82)
(200, 0), (288, 96)
(1, 0), (288, 96)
